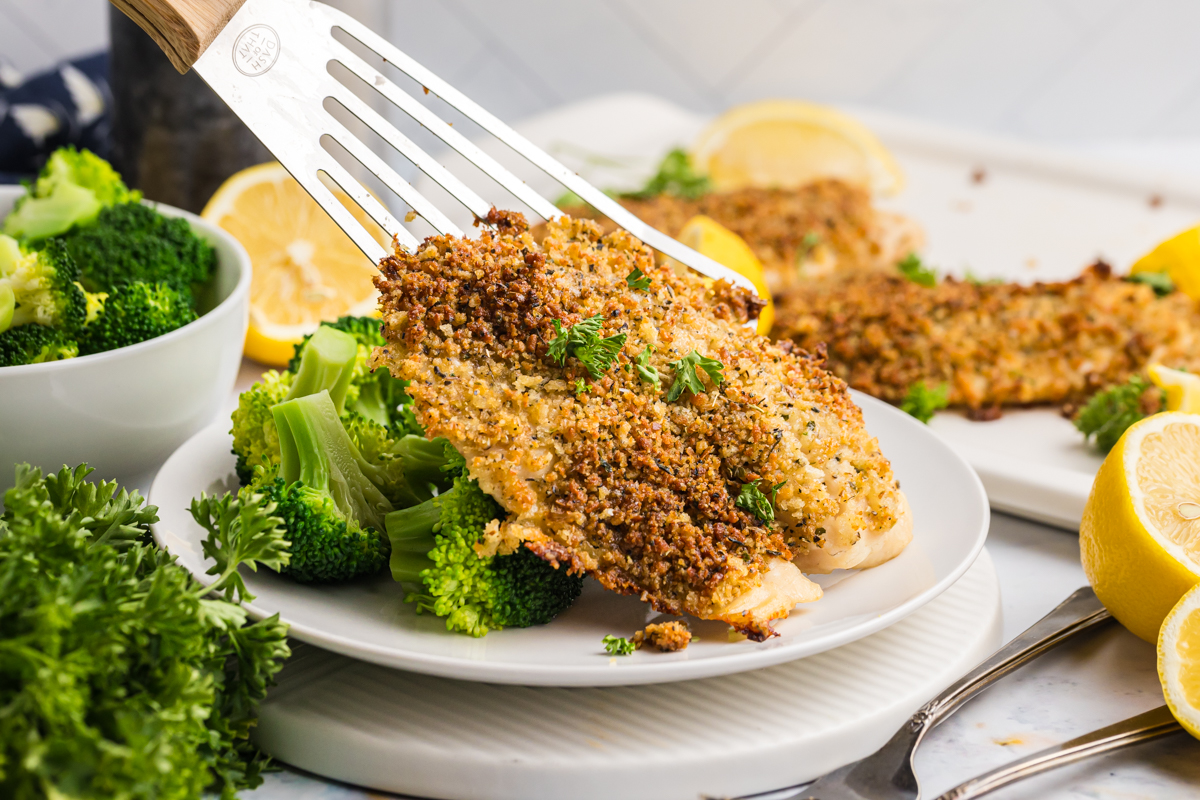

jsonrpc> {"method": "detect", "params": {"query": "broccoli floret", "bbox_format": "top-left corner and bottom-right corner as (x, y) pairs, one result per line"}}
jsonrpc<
(1075, 375), (1164, 453)
(0, 322), (78, 367)
(58, 202), (216, 301)
(231, 327), (360, 486)
(78, 281), (197, 356)
(387, 471), (582, 637)
(288, 315), (422, 437)
(0, 234), (88, 334)
(230, 320), (426, 491)
(230, 370), (292, 486)
(268, 390), (394, 582)
(2, 147), (139, 241)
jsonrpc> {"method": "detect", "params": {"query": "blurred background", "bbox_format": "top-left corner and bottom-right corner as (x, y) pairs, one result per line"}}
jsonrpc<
(6, 0), (1200, 188)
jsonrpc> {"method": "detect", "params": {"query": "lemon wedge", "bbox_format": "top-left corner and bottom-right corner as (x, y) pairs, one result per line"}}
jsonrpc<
(1080, 412), (1200, 642)
(1131, 226), (1200, 300)
(201, 162), (386, 366)
(1148, 364), (1200, 413)
(677, 215), (773, 335)
(1160, 583), (1200, 738)
(690, 100), (903, 196)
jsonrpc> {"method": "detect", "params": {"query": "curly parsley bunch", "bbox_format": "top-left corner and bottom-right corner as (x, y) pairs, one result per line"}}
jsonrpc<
(0, 464), (291, 800)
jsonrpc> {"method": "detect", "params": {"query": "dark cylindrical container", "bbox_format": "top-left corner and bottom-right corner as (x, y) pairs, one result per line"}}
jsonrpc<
(108, 7), (271, 213)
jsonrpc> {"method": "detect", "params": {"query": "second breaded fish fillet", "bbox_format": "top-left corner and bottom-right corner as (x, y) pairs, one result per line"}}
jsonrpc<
(773, 262), (1200, 413)
(559, 179), (923, 296)
(372, 211), (908, 639)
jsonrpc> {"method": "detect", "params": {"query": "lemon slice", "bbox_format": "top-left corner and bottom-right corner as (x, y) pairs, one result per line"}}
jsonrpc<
(1081, 412), (1200, 642)
(1148, 364), (1200, 413)
(1131, 226), (1200, 300)
(201, 162), (386, 366)
(1160, 583), (1200, 738)
(690, 100), (903, 196)
(677, 215), (773, 335)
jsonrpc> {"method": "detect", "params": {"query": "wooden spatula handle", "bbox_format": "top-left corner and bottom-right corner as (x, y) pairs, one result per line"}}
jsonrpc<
(110, 0), (248, 73)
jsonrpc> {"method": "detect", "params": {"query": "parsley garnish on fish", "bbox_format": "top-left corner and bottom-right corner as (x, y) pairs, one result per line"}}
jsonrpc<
(603, 634), (636, 656)
(796, 231), (821, 265)
(666, 350), (725, 402)
(548, 314), (627, 379)
(1125, 271), (1175, 297)
(900, 381), (950, 423)
(898, 253), (938, 287)
(634, 345), (661, 389)
(736, 480), (786, 522)
(574, 378), (591, 396)
(626, 267), (651, 291)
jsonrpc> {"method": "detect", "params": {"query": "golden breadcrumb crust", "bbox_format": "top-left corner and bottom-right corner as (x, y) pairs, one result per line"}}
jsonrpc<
(772, 263), (1200, 411)
(556, 180), (922, 295)
(372, 211), (901, 638)
(633, 621), (692, 652)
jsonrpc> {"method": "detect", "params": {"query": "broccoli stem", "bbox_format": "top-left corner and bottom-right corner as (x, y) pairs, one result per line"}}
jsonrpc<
(352, 372), (397, 427)
(284, 325), (358, 412)
(391, 435), (455, 498)
(385, 497), (442, 582)
(272, 390), (393, 532)
(0, 282), (13, 333)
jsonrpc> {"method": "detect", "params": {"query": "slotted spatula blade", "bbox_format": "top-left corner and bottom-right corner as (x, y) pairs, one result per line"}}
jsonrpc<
(111, 0), (758, 296)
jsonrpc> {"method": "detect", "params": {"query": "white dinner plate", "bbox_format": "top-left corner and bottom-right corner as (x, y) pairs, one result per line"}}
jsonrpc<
(413, 92), (1200, 530)
(150, 390), (987, 686)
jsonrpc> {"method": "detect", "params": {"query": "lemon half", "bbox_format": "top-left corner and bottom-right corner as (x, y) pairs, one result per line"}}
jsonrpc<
(201, 162), (386, 366)
(1131, 225), (1200, 301)
(1149, 364), (1200, 413)
(1081, 412), (1200, 642)
(690, 100), (903, 196)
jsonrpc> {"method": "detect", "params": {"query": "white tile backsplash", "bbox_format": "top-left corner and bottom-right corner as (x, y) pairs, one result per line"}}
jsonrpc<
(6, 0), (1200, 145)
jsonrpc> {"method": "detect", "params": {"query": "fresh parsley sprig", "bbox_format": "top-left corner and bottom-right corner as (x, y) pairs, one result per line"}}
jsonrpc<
(898, 253), (938, 287)
(1075, 375), (1163, 452)
(548, 314), (628, 379)
(736, 480), (786, 522)
(626, 267), (651, 291)
(899, 381), (950, 424)
(666, 350), (725, 402)
(192, 490), (291, 603)
(622, 148), (711, 200)
(0, 464), (293, 798)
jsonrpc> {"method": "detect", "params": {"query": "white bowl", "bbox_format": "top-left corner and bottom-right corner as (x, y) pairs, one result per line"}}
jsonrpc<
(0, 185), (250, 483)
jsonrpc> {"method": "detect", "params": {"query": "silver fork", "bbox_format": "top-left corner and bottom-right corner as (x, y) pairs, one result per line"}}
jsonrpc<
(713, 587), (1112, 800)
(112, 0), (756, 293)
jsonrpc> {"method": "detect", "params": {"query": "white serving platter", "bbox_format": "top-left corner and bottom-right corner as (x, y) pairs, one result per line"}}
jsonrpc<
(253, 550), (1002, 800)
(413, 92), (1200, 530)
(149, 390), (987, 687)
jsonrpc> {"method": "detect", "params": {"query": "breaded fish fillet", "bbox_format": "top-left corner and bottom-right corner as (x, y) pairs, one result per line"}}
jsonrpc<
(560, 179), (922, 296)
(772, 262), (1200, 412)
(372, 211), (908, 639)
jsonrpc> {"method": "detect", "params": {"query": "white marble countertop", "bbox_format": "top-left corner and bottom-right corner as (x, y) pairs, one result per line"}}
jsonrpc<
(215, 358), (1200, 799)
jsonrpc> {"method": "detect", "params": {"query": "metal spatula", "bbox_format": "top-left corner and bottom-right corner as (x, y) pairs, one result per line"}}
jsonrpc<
(111, 0), (753, 292)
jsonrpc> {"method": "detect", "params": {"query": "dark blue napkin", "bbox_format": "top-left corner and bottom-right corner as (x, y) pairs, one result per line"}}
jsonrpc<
(0, 53), (111, 184)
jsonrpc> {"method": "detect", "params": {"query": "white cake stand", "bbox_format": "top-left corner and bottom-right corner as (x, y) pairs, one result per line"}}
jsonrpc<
(253, 549), (1002, 800)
